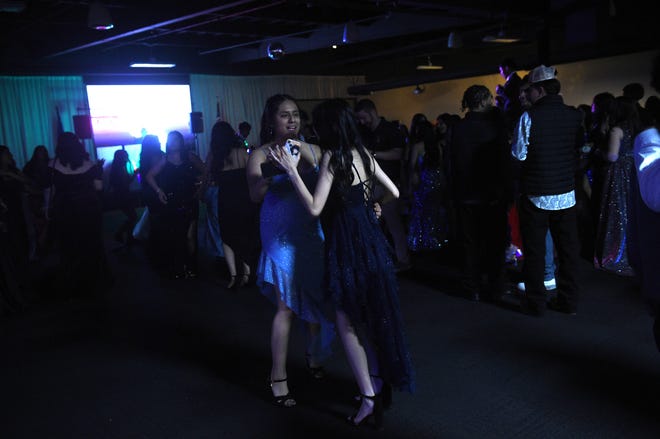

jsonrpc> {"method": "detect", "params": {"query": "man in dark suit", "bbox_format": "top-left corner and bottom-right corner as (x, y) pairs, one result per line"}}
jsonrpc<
(450, 85), (512, 302)
(355, 99), (411, 271)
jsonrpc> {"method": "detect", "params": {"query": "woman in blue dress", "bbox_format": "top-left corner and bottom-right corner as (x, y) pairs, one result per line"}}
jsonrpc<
(271, 99), (415, 428)
(246, 94), (334, 408)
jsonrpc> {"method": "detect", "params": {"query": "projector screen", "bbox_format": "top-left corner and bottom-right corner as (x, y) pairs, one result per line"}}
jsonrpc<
(86, 84), (194, 170)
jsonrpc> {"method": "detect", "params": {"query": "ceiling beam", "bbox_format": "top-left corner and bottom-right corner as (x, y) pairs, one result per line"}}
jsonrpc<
(44, 0), (263, 59)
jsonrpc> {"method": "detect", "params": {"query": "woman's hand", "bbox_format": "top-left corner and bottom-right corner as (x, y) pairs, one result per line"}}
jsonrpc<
(373, 202), (382, 219)
(268, 141), (301, 175)
(157, 189), (168, 204)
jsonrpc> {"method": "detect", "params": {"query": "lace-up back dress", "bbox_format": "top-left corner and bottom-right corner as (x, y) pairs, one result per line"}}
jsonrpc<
(323, 161), (415, 393)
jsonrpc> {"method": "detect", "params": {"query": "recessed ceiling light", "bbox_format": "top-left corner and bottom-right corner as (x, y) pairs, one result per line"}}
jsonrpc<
(130, 62), (176, 68)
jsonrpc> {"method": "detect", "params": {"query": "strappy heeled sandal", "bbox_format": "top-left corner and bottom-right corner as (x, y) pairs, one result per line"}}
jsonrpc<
(226, 275), (237, 289)
(269, 377), (296, 408)
(353, 375), (392, 409)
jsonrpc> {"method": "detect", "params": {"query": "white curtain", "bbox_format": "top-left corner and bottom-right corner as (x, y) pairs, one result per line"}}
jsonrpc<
(1, 74), (363, 167)
(0, 76), (89, 167)
(189, 74), (363, 159)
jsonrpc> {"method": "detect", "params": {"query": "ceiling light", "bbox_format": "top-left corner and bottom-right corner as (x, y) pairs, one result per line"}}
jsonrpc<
(416, 56), (443, 70)
(130, 62), (176, 69)
(482, 28), (521, 43)
(88, 1), (114, 30)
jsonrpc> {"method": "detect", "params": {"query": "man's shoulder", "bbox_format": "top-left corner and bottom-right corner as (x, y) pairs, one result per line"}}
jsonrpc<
(376, 117), (400, 132)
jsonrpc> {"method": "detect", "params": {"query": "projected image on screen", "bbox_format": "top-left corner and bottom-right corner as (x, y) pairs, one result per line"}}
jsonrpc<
(86, 84), (193, 149)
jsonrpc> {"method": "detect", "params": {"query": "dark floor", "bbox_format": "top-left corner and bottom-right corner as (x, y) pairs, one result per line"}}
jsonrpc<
(1, 209), (659, 439)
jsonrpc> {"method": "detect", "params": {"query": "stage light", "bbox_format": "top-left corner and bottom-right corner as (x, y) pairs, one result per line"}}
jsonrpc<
(267, 42), (285, 60)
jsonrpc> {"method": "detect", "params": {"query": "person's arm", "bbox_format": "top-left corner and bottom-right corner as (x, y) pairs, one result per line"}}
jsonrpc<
(189, 151), (206, 175)
(606, 126), (623, 162)
(373, 156), (399, 205)
(406, 142), (421, 192)
(146, 157), (167, 204)
(90, 159), (104, 191)
(635, 128), (660, 212)
(246, 146), (271, 203)
(512, 112), (531, 161)
(270, 145), (333, 217)
(374, 147), (403, 161)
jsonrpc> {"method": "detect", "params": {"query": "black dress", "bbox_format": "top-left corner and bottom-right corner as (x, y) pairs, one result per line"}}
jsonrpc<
(216, 167), (260, 269)
(150, 160), (199, 276)
(323, 173), (415, 393)
(51, 166), (111, 295)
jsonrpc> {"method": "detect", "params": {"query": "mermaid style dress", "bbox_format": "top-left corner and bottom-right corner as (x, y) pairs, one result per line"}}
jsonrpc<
(594, 123), (637, 276)
(407, 154), (448, 252)
(323, 171), (415, 393)
(257, 149), (334, 361)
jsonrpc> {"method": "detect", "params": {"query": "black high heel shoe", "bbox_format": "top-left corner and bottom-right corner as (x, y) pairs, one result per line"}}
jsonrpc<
(226, 275), (237, 290)
(353, 375), (392, 410)
(237, 272), (250, 288)
(269, 377), (296, 408)
(348, 394), (383, 429)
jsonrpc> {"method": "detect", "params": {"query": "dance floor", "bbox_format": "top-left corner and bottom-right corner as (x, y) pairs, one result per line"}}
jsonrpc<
(1, 209), (659, 438)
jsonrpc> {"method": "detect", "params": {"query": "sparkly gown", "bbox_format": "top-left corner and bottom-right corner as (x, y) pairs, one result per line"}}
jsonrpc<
(323, 171), (415, 392)
(407, 155), (448, 251)
(257, 163), (334, 361)
(594, 124), (636, 276)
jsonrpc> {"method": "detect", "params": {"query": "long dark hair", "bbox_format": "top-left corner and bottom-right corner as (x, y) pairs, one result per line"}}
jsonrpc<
(312, 98), (372, 194)
(608, 95), (641, 136)
(210, 120), (243, 175)
(139, 134), (162, 176)
(55, 132), (87, 170)
(416, 120), (440, 169)
(0, 145), (18, 171)
(259, 94), (297, 145)
(109, 149), (130, 189)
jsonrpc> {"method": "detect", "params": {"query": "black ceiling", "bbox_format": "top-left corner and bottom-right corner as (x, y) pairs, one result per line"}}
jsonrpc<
(0, 1), (655, 90)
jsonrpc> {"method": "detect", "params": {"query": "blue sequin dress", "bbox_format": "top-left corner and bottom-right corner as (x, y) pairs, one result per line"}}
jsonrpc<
(257, 160), (334, 361)
(594, 123), (637, 276)
(323, 172), (415, 393)
(407, 155), (448, 252)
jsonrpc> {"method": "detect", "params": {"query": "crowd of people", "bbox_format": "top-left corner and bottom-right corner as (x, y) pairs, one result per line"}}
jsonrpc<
(1, 53), (659, 427)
